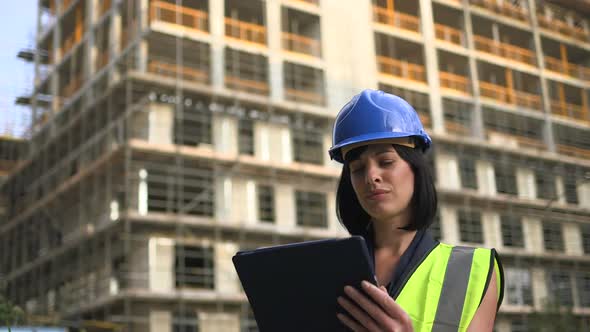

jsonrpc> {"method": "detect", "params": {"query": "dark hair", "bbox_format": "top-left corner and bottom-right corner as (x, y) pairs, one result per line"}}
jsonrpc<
(336, 144), (438, 235)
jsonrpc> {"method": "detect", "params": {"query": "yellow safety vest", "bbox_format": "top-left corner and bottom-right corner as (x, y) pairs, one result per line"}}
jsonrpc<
(395, 243), (503, 332)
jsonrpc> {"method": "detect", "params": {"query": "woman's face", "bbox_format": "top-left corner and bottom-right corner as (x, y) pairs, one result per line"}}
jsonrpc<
(348, 144), (415, 225)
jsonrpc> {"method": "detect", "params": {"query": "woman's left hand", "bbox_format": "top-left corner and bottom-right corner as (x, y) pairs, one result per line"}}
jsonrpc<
(337, 280), (414, 332)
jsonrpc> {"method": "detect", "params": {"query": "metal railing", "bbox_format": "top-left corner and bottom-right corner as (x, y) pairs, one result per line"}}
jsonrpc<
(282, 32), (321, 57)
(150, 1), (208, 33)
(551, 100), (588, 122)
(479, 81), (541, 111)
(434, 24), (464, 46)
(440, 72), (471, 94)
(377, 56), (426, 82)
(148, 58), (209, 84)
(225, 17), (266, 45)
(469, 0), (528, 22)
(537, 14), (590, 42)
(225, 76), (269, 95)
(544, 56), (590, 81)
(372, 6), (420, 33)
(284, 88), (324, 105)
(473, 35), (535, 66)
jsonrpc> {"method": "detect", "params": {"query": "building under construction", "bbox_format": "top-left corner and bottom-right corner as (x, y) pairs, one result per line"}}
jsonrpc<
(2, 0), (590, 331)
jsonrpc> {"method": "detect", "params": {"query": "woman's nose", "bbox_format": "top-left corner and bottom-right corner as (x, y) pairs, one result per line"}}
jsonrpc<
(365, 165), (381, 184)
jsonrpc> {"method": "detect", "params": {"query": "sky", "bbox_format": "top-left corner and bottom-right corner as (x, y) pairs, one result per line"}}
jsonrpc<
(0, 1), (37, 138)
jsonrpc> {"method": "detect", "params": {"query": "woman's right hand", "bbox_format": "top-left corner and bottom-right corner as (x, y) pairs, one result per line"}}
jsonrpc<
(337, 281), (414, 332)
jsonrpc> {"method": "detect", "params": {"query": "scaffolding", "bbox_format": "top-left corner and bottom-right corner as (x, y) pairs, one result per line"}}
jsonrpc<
(2, 0), (590, 331)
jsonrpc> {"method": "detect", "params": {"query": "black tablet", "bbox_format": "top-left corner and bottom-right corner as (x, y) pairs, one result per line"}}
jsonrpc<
(232, 236), (376, 332)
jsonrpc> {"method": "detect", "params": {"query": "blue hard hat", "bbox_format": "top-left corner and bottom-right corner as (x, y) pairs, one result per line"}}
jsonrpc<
(329, 89), (432, 163)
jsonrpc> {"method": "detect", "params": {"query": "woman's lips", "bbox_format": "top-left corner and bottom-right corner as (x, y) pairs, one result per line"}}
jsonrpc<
(367, 189), (389, 200)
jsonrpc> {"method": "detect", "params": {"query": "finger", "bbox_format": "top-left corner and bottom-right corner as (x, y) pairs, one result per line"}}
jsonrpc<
(337, 313), (367, 332)
(361, 281), (412, 325)
(344, 286), (393, 330)
(337, 295), (380, 331)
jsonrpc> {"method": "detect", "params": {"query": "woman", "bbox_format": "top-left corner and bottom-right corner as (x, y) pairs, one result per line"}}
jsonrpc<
(329, 90), (503, 332)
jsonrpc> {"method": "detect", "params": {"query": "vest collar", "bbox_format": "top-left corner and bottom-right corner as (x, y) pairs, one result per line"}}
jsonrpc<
(362, 225), (439, 299)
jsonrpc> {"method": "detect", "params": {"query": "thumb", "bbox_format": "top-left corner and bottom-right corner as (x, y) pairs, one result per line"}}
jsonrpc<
(379, 285), (387, 292)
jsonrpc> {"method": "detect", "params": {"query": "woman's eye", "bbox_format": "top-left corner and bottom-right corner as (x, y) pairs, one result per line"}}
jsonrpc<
(380, 160), (394, 166)
(350, 164), (364, 173)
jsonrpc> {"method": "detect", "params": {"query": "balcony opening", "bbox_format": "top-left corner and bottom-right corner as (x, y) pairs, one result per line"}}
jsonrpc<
(148, 33), (211, 84)
(372, 0), (421, 33)
(469, 0), (529, 22)
(95, 19), (110, 72)
(59, 49), (85, 102)
(225, 0), (266, 45)
(60, 1), (86, 58)
(443, 99), (473, 136)
(478, 61), (542, 111)
(120, 0), (139, 50)
(438, 51), (470, 95)
(548, 81), (588, 121)
(375, 33), (426, 83)
(284, 62), (325, 106)
(295, 190), (327, 228)
(150, 0), (209, 33)
(471, 16), (535, 66)
(175, 244), (214, 289)
(379, 84), (431, 129)
(146, 161), (215, 216)
(282, 7), (321, 57)
(554, 124), (590, 159)
(291, 114), (326, 165)
(225, 47), (269, 95)
(541, 38), (590, 82)
(40, 0), (57, 37)
(537, 1), (590, 42)
(433, 3), (465, 47)
(483, 107), (545, 151)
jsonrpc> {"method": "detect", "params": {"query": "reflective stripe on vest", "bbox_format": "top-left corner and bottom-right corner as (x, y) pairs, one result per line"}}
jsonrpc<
(432, 246), (474, 331)
(396, 243), (496, 332)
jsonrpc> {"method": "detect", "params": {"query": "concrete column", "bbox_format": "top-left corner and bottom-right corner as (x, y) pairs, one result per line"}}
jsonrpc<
(483, 212), (501, 248)
(254, 122), (270, 161)
(150, 310), (172, 332)
(86, 0), (97, 76)
(516, 167), (536, 200)
(213, 114), (238, 156)
(51, 0), (62, 113)
(436, 153), (460, 190)
(148, 103), (174, 144)
(563, 223), (583, 255)
(214, 242), (240, 294)
(230, 178), (249, 225)
(522, 217), (543, 252)
(555, 175), (566, 204)
(527, 0), (555, 152)
(327, 191), (339, 232)
(209, 0), (225, 90)
(476, 160), (496, 196)
(462, 0), (484, 139)
(266, 0), (283, 101)
(199, 312), (240, 332)
(275, 184), (296, 229)
(215, 175), (232, 222)
(279, 126), (292, 164)
(322, 0), (376, 108)
(531, 267), (548, 310)
(148, 237), (173, 292)
(440, 205), (459, 244)
(419, 0), (444, 134)
(245, 180), (257, 224)
(578, 182), (590, 209)
(136, 0), (149, 72)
